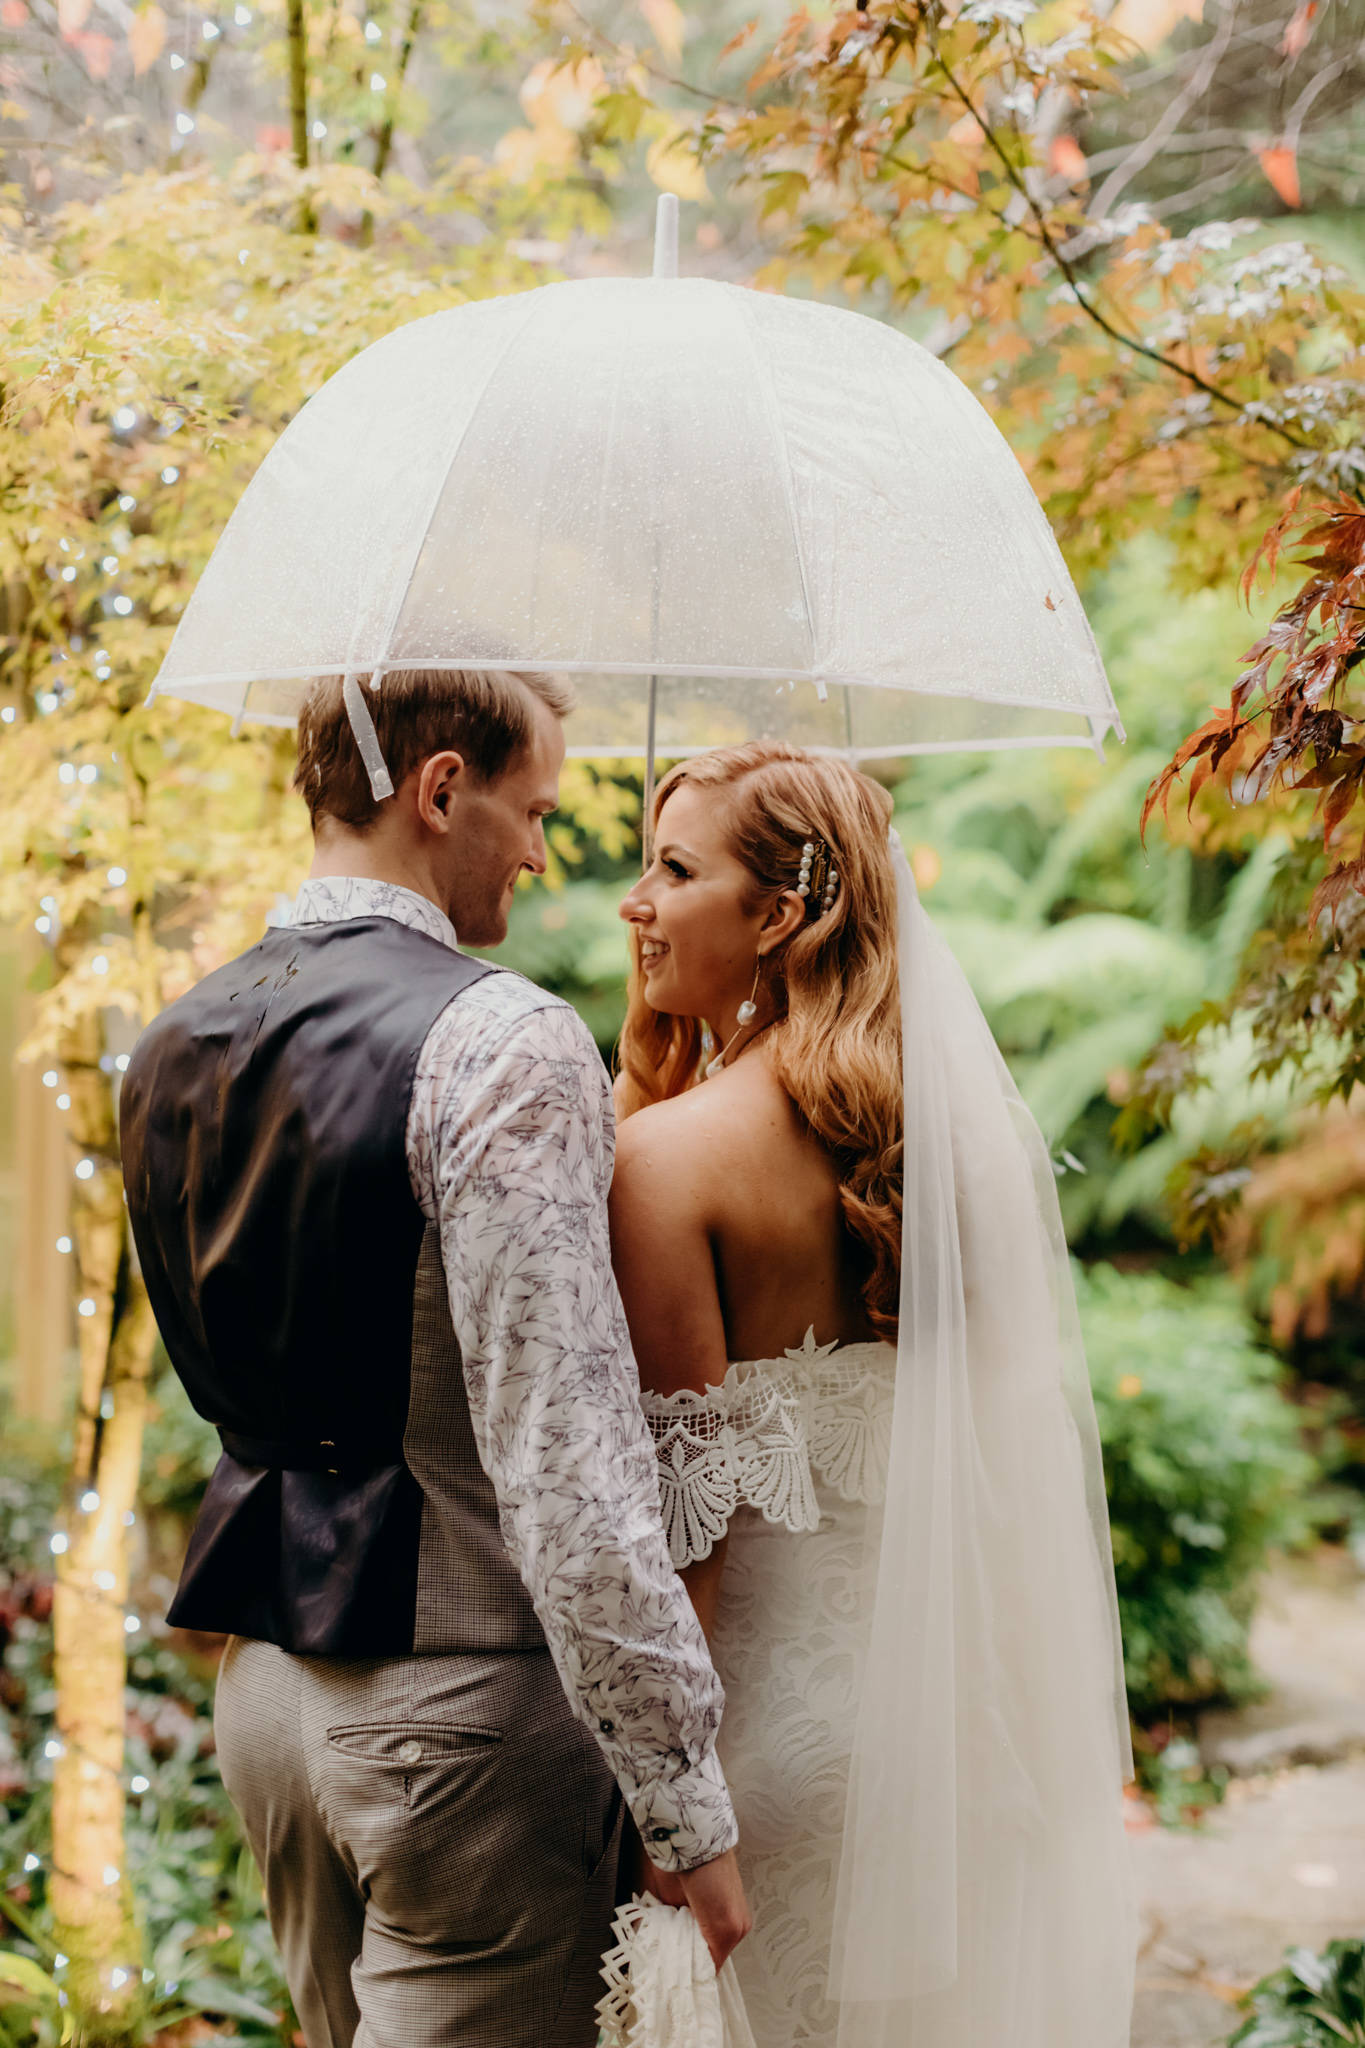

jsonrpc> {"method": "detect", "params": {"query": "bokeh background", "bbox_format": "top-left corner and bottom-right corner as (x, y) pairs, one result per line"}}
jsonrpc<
(2, 0), (1365, 2041)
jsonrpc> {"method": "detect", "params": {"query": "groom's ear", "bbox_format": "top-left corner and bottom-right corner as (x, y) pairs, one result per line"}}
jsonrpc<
(414, 750), (467, 830)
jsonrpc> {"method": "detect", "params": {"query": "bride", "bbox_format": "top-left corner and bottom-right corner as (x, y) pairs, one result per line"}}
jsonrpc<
(608, 741), (1137, 2048)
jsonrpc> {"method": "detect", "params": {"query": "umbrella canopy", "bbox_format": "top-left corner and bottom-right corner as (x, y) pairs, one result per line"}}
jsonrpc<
(152, 226), (1122, 767)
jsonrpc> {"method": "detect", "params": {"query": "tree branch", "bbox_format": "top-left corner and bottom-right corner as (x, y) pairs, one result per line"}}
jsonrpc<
(1088, 0), (1238, 223)
(287, 0), (308, 173)
(286, 0), (314, 232)
(928, 34), (1313, 453)
(372, 0), (422, 185)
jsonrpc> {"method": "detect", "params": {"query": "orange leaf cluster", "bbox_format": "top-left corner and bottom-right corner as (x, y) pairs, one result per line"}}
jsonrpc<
(1145, 497), (1365, 926)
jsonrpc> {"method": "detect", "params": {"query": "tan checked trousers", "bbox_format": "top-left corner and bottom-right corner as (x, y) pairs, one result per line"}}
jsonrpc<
(215, 1636), (623, 2048)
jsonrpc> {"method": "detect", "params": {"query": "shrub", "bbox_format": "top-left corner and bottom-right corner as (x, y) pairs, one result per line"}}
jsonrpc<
(1228, 1940), (1365, 2046)
(1078, 1262), (1317, 1718)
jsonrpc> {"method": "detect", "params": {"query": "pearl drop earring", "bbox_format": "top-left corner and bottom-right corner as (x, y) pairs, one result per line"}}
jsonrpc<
(705, 958), (765, 1079)
(736, 958), (762, 1028)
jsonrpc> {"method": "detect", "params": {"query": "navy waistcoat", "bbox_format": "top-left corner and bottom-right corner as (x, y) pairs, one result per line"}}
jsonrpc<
(120, 917), (493, 1653)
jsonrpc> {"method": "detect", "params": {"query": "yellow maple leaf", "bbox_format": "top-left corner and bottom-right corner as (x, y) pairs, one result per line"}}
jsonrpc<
(646, 119), (707, 202)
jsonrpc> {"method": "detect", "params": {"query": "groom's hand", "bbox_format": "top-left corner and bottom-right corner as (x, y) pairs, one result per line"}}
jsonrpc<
(676, 1848), (752, 1975)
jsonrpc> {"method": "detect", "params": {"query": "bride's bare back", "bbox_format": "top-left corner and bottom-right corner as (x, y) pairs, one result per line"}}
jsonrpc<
(610, 1046), (874, 1400)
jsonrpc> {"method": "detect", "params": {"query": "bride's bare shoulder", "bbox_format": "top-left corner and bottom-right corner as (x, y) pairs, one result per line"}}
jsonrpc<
(613, 1082), (727, 1182)
(613, 1058), (794, 1195)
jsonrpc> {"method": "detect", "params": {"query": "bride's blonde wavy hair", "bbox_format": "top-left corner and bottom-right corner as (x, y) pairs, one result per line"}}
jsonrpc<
(617, 742), (904, 1340)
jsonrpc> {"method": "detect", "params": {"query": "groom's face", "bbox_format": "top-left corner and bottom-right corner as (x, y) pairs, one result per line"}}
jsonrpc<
(442, 697), (565, 947)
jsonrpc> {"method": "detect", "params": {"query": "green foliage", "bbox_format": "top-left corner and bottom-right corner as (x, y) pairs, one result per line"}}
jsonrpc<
(888, 536), (1313, 1245)
(136, 1365), (222, 1522)
(1130, 1732), (1227, 1832)
(478, 874), (635, 1053)
(1079, 1262), (1316, 1717)
(1229, 1940), (1365, 2048)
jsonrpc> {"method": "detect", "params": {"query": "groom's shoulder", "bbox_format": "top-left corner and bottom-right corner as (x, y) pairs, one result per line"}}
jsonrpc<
(443, 961), (598, 1065)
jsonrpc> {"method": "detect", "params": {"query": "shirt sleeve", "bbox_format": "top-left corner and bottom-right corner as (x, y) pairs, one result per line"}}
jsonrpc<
(407, 987), (739, 1873)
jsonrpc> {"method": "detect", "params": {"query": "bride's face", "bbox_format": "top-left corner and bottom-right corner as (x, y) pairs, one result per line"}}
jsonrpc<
(619, 783), (776, 1029)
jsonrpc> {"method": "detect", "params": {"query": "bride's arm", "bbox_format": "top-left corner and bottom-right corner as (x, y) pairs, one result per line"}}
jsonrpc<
(609, 1100), (731, 1641)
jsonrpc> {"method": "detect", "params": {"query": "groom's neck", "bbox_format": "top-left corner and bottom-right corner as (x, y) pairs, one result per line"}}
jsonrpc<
(308, 816), (449, 922)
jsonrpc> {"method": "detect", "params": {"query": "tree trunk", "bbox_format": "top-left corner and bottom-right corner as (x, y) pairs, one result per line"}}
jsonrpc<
(49, 1020), (157, 2035)
(359, 0), (422, 244)
(372, 0), (422, 184)
(287, 0), (316, 232)
(287, 0), (309, 171)
(13, 940), (73, 1423)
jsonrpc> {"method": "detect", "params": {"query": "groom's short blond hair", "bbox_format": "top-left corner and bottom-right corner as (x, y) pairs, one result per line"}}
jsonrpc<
(295, 667), (574, 831)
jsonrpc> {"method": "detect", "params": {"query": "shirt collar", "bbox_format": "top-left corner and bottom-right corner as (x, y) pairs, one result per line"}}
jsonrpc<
(286, 876), (460, 954)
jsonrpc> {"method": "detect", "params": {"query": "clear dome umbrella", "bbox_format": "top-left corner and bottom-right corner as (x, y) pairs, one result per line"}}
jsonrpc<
(150, 197), (1123, 822)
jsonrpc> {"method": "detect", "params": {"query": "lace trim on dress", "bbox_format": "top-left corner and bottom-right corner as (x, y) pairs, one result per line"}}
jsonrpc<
(641, 1329), (894, 1569)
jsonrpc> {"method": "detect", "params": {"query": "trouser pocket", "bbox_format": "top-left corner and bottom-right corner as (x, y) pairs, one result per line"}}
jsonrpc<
(309, 1653), (590, 1950)
(326, 1719), (504, 1809)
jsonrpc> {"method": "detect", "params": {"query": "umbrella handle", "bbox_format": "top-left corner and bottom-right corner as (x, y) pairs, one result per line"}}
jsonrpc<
(639, 194), (676, 865)
(642, 196), (674, 865)
(642, 672), (659, 869)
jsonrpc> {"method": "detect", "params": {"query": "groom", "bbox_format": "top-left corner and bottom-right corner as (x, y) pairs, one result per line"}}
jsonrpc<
(120, 667), (748, 2048)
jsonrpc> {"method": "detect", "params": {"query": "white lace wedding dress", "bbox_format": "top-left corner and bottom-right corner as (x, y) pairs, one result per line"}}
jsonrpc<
(641, 1327), (895, 2048)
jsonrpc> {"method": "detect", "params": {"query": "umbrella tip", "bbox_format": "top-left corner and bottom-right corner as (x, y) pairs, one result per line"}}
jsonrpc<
(652, 194), (679, 279)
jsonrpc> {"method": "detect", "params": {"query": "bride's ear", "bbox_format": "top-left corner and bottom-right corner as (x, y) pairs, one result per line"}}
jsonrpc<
(757, 889), (808, 957)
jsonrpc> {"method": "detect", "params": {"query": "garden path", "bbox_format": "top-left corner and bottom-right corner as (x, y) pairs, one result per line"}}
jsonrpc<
(1130, 1548), (1365, 2047)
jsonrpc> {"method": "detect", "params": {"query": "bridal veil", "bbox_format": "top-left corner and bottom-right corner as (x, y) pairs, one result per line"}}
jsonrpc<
(826, 833), (1136, 2046)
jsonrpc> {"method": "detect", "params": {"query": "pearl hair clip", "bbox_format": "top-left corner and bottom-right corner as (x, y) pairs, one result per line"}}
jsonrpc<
(797, 838), (839, 917)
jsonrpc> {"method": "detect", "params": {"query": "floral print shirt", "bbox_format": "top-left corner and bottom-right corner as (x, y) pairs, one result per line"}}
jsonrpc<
(286, 876), (738, 1874)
